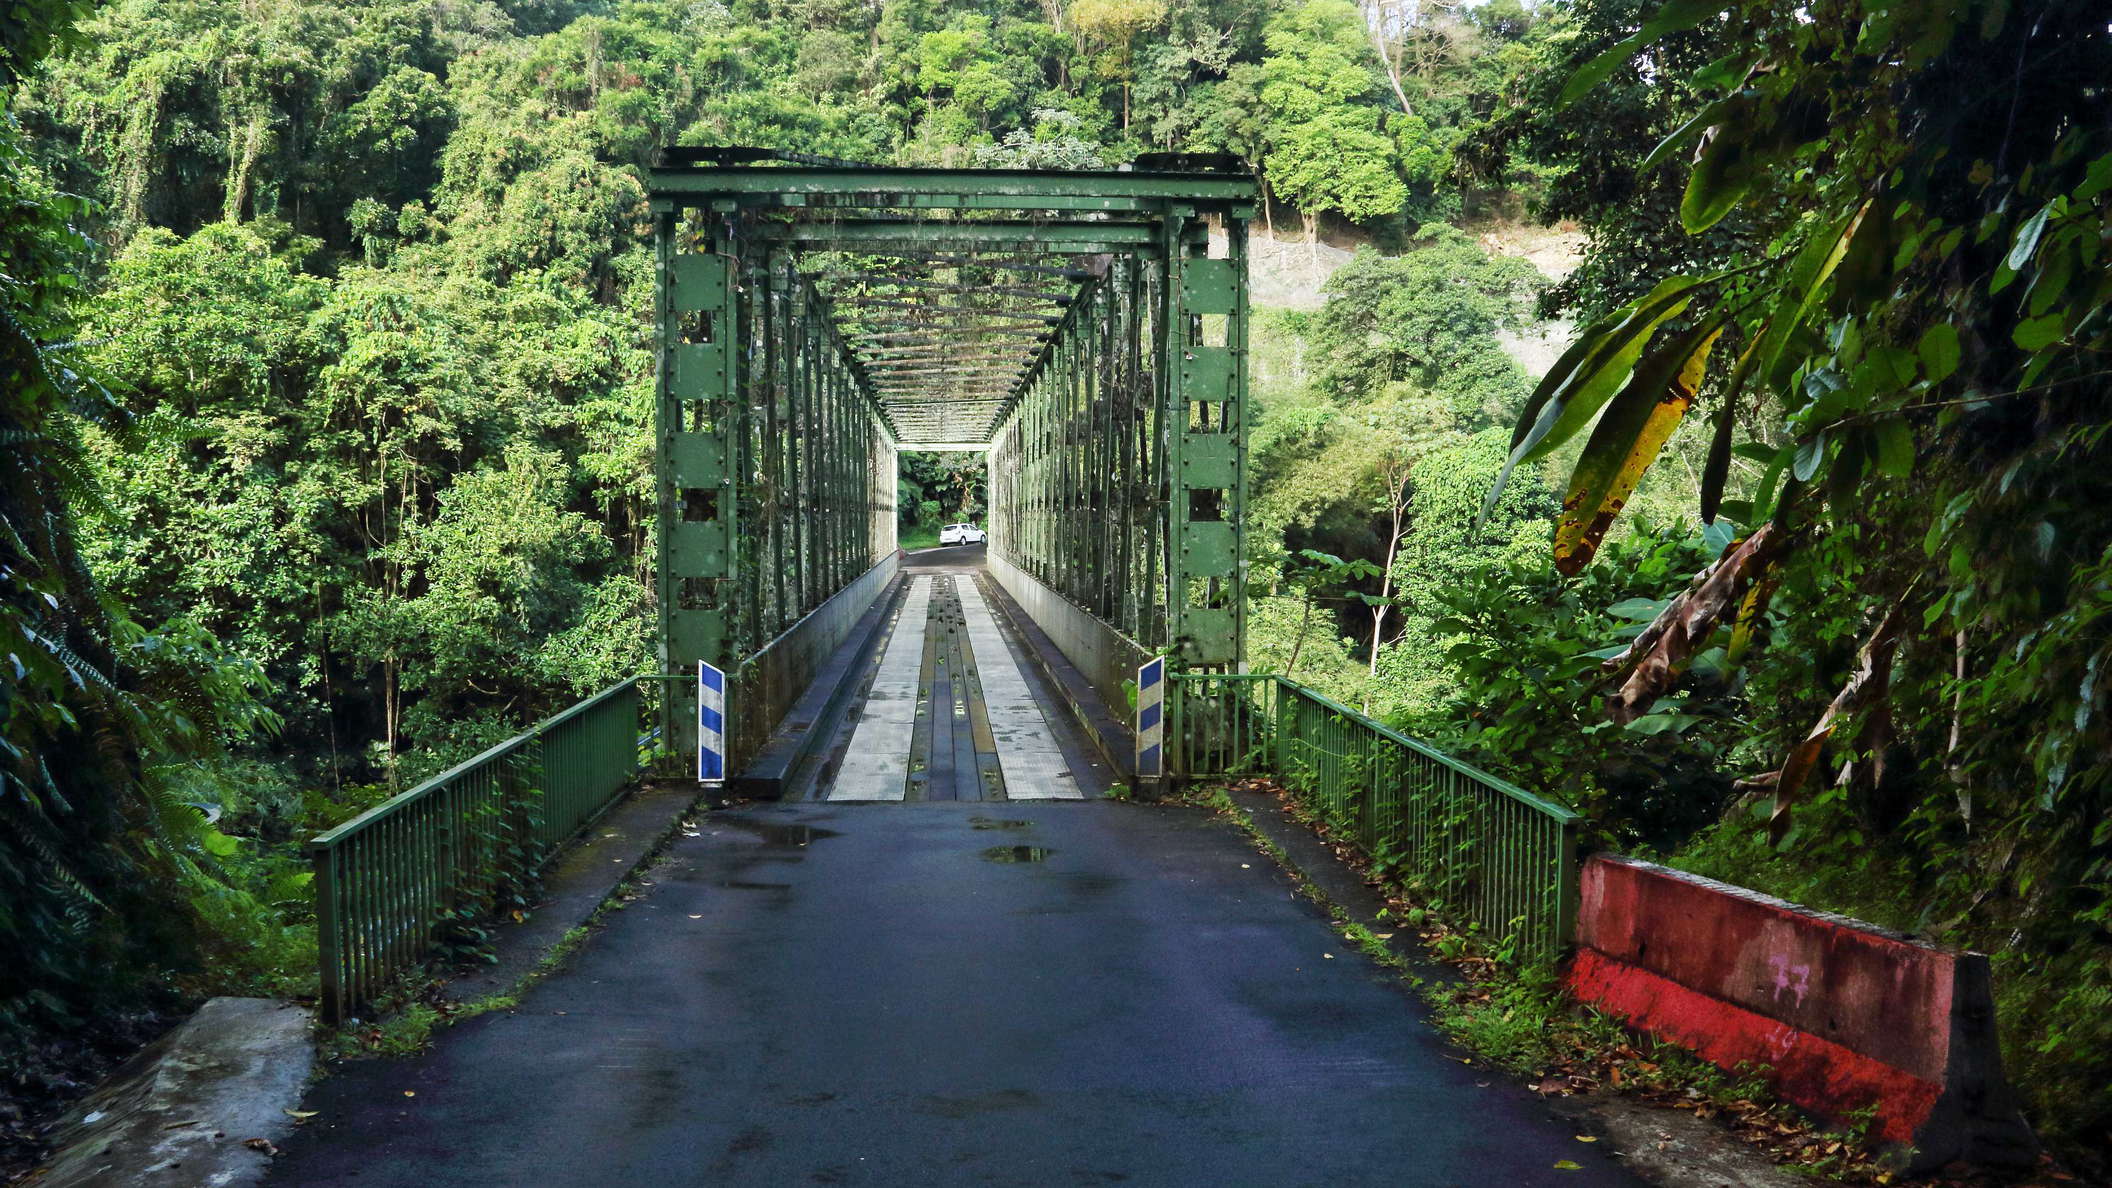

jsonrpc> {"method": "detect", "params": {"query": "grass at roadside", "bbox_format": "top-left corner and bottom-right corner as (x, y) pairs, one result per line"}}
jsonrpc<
(899, 526), (940, 550)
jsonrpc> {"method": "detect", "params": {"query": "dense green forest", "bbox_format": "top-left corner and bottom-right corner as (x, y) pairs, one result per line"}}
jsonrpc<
(3, 0), (2108, 1169)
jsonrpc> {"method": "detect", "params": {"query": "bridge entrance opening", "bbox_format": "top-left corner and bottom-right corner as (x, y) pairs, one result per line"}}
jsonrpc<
(650, 149), (1256, 795)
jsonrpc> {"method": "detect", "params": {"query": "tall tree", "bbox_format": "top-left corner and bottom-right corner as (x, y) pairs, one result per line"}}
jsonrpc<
(1068, 0), (1167, 129)
(1258, 0), (1408, 251)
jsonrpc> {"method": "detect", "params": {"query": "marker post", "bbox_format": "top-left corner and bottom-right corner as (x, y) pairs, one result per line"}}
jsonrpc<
(1135, 657), (1164, 785)
(697, 661), (726, 784)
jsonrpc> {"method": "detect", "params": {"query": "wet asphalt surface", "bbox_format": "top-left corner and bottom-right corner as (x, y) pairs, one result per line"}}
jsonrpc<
(907, 541), (987, 568)
(269, 801), (1642, 1187)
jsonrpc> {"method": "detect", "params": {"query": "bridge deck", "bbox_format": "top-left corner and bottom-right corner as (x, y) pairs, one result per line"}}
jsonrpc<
(267, 800), (1643, 1187)
(820, 547), (1095, 802)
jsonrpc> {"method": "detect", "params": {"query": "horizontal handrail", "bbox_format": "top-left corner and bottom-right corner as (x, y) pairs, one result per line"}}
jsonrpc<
(312, 675), (671, 1022)
(310, 676), (668, 850)
(1168, 672), (1578, 965)
(1193, 676), (1579, 825)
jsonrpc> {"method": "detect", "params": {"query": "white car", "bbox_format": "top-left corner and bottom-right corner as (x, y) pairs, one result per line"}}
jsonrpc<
(939, 523), (986, 546)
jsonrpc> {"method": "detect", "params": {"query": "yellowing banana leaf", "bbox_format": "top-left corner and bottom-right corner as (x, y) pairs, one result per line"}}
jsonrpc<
(1725, 574), (1776, 667)
(1530, 280), (1706, 462)
(1482, 275), (1713, 529)
(1555, 321), (1725, 576)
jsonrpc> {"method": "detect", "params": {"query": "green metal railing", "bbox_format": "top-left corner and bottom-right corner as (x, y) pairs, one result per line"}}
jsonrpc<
(311, 676), (680, 1023)
(1170, 673), (1579, 965)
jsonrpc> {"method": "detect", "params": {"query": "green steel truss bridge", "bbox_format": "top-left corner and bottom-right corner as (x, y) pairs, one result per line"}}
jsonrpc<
(649, 147), (1258, 779)
(278, 155), (1977, 1184)
(308, 149), (1580, 1032)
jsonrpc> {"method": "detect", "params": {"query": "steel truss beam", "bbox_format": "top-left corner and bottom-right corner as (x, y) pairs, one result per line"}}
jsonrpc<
(833, 297), (1062, 318)
(853, 330), (1049, 345)
(647, 165), (1256, 209)
(836, 275), (1074, 303)
(859, 350), (1034, 363)
(747, 220), (1161, 253)
(865, 363), (1025, 375)
(885, 255), (1097, 280)
(848, 317), (1060, 333)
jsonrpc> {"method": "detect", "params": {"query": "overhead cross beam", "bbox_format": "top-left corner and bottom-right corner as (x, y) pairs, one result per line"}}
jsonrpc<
(836, 275), (1074, 303)
(887, 255), (1099, 280)
(746, 219), (1163, 254)
(833, 297), (1063, 319)
(859, 347), (1034, 360)
(646, 163), (1256, 211)
(848, 316), (1060, 331)
(853, 350), (1026, 365)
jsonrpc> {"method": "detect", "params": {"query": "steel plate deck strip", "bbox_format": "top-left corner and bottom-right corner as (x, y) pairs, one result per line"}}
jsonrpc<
(829, 576), (934, 801)
(955, 578), (1081, 800)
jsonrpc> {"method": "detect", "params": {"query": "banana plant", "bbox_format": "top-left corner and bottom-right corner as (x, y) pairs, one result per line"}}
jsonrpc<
(1488, 0), (2112, 840)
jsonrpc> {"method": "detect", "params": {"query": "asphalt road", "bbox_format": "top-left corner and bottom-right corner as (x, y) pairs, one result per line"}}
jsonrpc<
(269, 802), (1643, 1187)
(906, 540), (987, 568)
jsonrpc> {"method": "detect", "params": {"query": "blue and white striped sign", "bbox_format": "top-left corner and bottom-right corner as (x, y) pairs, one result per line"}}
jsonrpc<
(697, 660), (726, 784)
(1135, 657), (1165, 779)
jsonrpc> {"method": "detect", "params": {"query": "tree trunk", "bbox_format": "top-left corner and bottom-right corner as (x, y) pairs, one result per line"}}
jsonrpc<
(1366, 2), (1416, 117)
(384, 653), (400, 786)
(1286, 590), (1315, 678)
(1364, 494), (1408, 713)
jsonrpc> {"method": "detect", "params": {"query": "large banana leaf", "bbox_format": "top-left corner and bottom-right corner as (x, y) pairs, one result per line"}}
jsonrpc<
(1480, 275), (1712, 528)
(1554, 320), (1725, 575)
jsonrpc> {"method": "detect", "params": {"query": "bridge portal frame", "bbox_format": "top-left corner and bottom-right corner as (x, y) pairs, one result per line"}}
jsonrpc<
(648, 150), (1257, 777)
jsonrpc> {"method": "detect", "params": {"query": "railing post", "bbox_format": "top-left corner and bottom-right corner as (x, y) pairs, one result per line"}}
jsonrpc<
(1555, 814), (1580, 957)
(312, 841), (343, 1025)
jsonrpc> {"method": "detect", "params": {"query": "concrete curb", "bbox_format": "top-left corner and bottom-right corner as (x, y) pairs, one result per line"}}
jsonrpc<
(36, 998), (313, 1188)
(731, 553), (904, 800)
(980, 573), (1133, 786)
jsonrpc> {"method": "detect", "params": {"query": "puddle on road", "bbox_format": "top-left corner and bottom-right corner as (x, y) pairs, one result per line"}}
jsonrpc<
(916, 1089), (1037, 1118)
(969, 817), (1033, 831)
(718, 880), (793, 891)
(981, 845), (1053, 863)
(724, 820), (839, 848)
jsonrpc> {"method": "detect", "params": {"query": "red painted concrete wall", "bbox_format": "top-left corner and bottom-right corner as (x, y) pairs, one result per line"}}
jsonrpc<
(1565, 855), (2036, 1171)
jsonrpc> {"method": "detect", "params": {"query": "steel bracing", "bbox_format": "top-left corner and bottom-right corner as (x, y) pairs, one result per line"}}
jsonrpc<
(650, 149), (1255, 772)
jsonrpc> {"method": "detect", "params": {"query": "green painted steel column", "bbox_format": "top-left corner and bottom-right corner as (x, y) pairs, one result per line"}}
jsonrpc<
(655, 208), (740, 762)
(1159, 207), (1244, 677)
